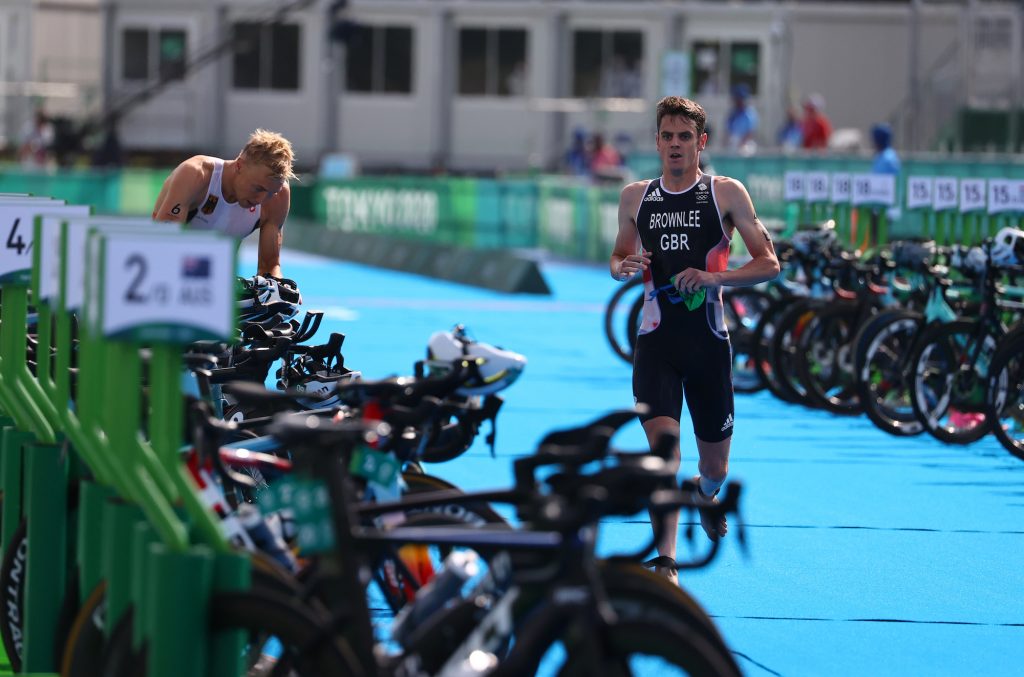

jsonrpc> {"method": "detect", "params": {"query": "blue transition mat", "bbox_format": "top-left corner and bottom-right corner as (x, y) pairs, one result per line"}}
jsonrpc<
(242, 246), (1024, 677)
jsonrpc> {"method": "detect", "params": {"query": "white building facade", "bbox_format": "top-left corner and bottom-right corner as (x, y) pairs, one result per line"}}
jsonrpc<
(6, 0), (1023, 170)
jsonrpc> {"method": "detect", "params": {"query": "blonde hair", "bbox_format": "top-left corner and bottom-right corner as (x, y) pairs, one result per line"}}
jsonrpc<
(240, 129), (297, 181)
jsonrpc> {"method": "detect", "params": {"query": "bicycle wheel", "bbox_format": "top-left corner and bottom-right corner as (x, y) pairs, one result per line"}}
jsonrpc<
(548, 617), (737, 677)
(796, 303), (863, 414)
(61, 553), (299, 677)
(988, 332), (1024, 460)
(604, 277), (644, 364)
(909, 320), (998, 444)
(768, 299), (819, 405)
(625, 294), (644, 359)
(0, 519), (26, 672)
(752, 296), (800, 403)
(60, 581), (106, 677)
(596, 561), (737, 671)
(402, 473), (508, 527)
(723, 289), (772, 394)
(205, 589), (361, 677)
(854, 310), (926, 436)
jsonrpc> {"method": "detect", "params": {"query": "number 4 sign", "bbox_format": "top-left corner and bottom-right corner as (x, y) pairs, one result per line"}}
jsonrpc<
(0, 201), (89, 284)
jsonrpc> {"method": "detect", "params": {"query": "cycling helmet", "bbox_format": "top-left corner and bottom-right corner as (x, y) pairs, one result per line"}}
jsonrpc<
(237, 275), (302, 330)
(991, 227), (1024, 267)
(288, 366), (362, 410)
(427, 326), (526, 397)
(791, 220), (837, 255)
(889, 239), (936, 270)
(963, 246), (988, 275)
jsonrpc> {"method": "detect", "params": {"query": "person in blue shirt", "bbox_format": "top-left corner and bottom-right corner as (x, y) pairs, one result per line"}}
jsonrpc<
(776, 106), (803, 151)
(726, 84), (758, 152)
(564, 127), (590, 177)
(871, 123), (901, 175)
(871, 123), (902, 223)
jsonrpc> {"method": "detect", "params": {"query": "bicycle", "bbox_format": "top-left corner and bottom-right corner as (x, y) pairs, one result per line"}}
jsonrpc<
(160, 404), (746, 676)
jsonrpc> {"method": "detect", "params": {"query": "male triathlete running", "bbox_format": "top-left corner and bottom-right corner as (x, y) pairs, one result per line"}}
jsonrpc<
(152, 129), (295, 278)
(610, 96), (780, 584)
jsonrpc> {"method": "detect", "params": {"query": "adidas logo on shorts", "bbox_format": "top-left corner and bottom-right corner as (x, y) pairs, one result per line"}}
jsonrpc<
(644, 187), (664, 202)
(720, 413), (734, 432)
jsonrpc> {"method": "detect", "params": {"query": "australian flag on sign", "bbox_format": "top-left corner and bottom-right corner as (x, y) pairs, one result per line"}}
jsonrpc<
(182, 256), (211, 279)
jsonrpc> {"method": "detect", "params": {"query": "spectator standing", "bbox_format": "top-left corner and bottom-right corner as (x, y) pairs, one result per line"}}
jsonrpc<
(590, 133), (624, 182)
(800, 94), (832, 149)
(871, 122), (902, 222)
(871, 123), (901, 176)
(564, 128), (590, 177)
(725, 84), (759, 152)
(776, 106), (803, 151)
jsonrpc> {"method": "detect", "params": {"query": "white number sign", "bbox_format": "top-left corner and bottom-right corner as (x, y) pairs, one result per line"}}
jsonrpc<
(932, 177), (958, 211)
(959, 179), (986, 213)
(851, 174), (896, 206)
(906, 177), (933, 210)
(96, 233), (236, 344)
(830, 173), (852, 204)
(986, 179), (1024, 214)
(0, 201), (88, 284)
(805, 172), (830, 203)
(783, 172), (806, 201)
(63, 217), (176, 311)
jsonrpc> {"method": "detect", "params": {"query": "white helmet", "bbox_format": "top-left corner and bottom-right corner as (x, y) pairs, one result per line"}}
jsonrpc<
(965, 246), (988, 275)
(427, 326), (526, 397)
(991, 227), (1024, 267)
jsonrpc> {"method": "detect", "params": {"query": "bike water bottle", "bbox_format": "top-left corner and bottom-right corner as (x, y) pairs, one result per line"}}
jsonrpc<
(392, 550), (480, 645)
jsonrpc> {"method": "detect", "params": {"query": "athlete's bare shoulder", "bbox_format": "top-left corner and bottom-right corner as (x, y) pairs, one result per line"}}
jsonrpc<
(711, 175), (751, 203)
(711, 174), (742, 191)
(179, 155), (218, 181)
(619, 179), (652, 210)
(165, 155), (215, 192)
(153, 155), (215, 220)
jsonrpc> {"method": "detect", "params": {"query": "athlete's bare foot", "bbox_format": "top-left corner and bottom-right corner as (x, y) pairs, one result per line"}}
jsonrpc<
(692, 476), (728, 541)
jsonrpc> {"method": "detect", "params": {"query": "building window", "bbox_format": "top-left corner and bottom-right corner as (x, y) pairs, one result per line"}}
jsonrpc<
(123, 29), (149, 81)
(692, 41), (760, 96)
(345, 25), (413, 94)
(572, 30), (642, 98)
(458, 28), (527, 96)
(232, 22), (301, 91)
(729, 43), (759, 95)
(122, 27), (187, 82)
(692, 41), (721, 96)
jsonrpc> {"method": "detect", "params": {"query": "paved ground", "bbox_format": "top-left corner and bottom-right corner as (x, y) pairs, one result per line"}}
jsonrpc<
(244, 245), (1024, 677)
